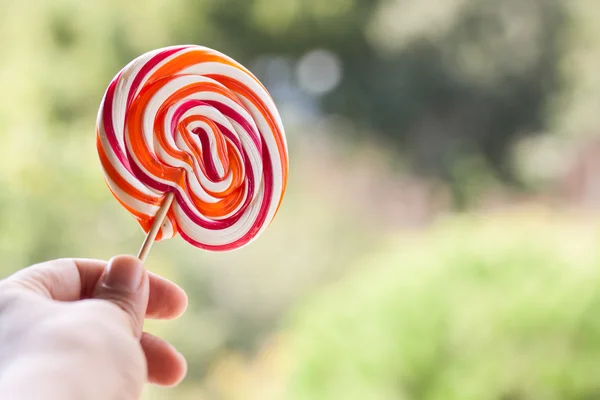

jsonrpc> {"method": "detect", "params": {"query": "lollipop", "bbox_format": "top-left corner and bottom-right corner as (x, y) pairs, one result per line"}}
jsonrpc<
(96, 45), (288, 260)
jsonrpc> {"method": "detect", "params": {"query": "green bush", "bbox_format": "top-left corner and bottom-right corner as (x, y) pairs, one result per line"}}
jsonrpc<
(287, 210), (600, 400)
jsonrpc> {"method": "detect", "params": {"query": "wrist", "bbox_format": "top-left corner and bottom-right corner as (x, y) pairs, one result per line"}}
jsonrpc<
(0, 352), (107, 400)
(0, 333), (109, 400)
(0, 289), (26, 368)
(0, 292), (103, 399)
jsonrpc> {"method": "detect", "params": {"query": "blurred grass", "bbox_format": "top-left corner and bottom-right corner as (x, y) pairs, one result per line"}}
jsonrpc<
(286, 208), (600, 400)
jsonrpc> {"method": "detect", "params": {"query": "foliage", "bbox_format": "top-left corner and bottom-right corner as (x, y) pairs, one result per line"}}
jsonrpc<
(193, 0), (567, 187)
(287, 209), (600, 399)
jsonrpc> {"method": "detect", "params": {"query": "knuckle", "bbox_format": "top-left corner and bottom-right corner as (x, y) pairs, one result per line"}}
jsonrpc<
(0, 288), (20, 313)
(84, 298), (122, 317)
(78, 299), (139, 336)
(87, 297), (140, 333)
(40, 303), (143, 364)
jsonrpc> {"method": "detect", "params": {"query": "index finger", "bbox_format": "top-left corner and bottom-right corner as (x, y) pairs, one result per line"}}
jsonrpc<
(4, 258), (187, 320)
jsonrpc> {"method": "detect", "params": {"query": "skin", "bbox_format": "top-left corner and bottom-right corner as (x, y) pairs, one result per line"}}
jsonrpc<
(0, 255), (188, 400)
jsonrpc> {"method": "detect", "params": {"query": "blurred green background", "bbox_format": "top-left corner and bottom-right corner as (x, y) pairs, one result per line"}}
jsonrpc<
(2, 0), (600, 398)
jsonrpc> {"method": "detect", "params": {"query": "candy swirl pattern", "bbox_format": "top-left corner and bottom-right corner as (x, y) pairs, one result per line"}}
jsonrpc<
(96, 45), (288, 251)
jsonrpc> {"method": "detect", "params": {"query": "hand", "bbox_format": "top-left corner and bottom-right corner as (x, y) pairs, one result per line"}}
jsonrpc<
(0, 255), (188, 400)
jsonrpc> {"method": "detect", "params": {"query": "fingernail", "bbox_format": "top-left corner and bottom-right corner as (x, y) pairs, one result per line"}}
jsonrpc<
(102, 255), (144, 292)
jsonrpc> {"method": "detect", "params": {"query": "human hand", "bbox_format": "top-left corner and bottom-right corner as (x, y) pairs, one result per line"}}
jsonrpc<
(0, 255), (188, 400)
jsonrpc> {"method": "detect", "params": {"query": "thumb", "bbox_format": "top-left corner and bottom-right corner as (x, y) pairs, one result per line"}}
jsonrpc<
(92, 255), (149, 336)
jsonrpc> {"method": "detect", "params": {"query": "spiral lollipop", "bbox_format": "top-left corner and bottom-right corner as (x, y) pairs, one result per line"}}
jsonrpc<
(96, 45), (288, 260)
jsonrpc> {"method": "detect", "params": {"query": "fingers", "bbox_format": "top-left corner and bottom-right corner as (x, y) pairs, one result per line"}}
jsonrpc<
(92, 255), (149, 336)
(4, 258), (90, 301)
(141, 332), (187, 387)
(145, 273), (188, 320)
(4, 257), (187, 320)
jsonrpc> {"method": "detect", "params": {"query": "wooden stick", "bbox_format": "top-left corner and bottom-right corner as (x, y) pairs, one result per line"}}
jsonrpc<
(137, 192), (175, 262)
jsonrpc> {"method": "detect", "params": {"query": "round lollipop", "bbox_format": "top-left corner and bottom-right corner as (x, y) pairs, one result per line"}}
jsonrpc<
(96, 45), (288, 260)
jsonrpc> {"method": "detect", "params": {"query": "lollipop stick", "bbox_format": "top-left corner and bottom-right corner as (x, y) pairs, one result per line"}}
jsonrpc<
(137, 192), (175, 262)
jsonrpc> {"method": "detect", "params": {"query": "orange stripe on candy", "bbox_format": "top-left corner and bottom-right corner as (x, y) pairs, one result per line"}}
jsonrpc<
(205, 75), (289, 211)
(126, 80), (248, 218)
(97, 137), (162, 206)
